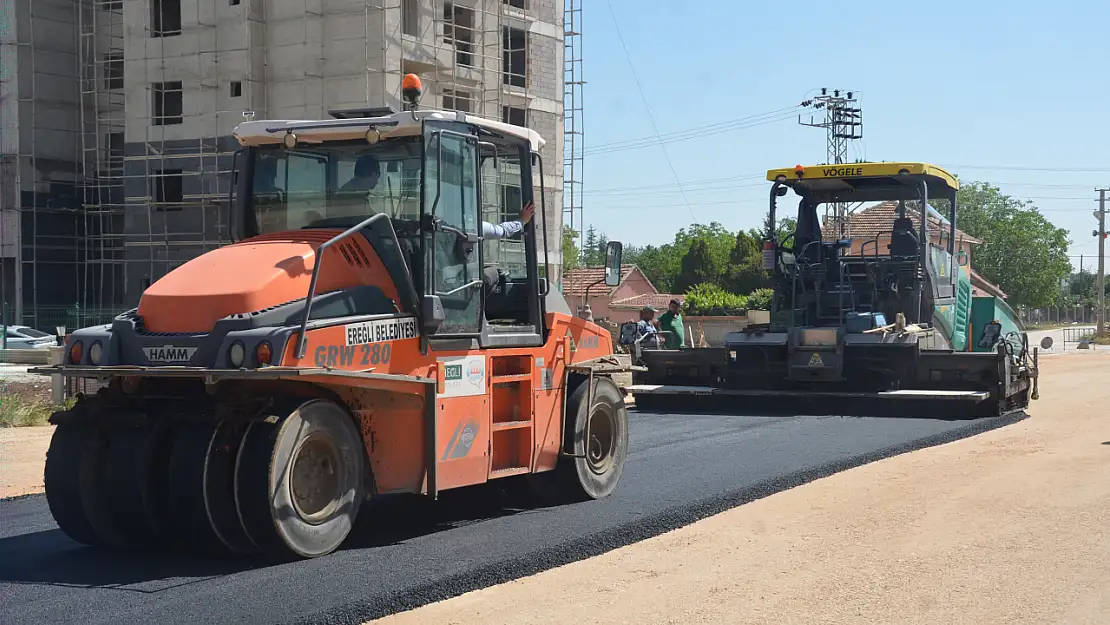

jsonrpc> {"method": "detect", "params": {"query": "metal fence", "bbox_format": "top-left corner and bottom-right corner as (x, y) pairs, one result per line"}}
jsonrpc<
(1, 305), (120, 334)
(1059, 327), (1099, 348)
(1018, 306), (1099, 326)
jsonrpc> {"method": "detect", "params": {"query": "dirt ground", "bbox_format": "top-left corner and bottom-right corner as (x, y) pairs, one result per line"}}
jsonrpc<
(374, 350), (1110, 625)
(0, 423), (55, 498)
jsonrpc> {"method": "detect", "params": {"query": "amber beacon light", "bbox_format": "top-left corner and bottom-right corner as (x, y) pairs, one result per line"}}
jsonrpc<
(401, 73), (423, 109)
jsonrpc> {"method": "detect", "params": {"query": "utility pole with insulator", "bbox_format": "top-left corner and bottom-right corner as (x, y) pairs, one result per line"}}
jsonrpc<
(1096, 188), (1108, 336)
(799, 88), (863, 237)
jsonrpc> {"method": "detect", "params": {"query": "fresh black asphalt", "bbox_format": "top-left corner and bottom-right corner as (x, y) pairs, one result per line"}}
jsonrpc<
(0, 409), (1026, 625)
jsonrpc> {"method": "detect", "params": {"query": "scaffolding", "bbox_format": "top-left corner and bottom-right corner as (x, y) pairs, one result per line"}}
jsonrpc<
(2, 0), (563, 330)
(563, 0), (584, 240)
(2, 0), (95, 331)
(78, 0), (126, 315)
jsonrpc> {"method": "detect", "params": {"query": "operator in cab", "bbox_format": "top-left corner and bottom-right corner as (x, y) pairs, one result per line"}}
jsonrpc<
(332, 152), (536, 304)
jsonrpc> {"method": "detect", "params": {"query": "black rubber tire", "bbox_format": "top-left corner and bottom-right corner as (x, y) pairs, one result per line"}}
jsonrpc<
(77, 424), (132, 548)
(101, 422), (167, 547)
(556, 377), (629, 501)
(235, 400), (366, 559)
(165, 421), (226, 553)
(43, 421), (104, 547)
(204, 420), (258, 555)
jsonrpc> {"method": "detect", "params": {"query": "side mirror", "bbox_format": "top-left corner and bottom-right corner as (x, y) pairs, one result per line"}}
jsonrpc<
(420, 296), (445, 335)
(1040, 336), (1054, 350)
(604, 241), (623, 287)
(978, 320), (1002, 349)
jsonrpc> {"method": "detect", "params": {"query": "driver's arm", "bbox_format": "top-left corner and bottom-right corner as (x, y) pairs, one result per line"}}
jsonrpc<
(482, 219), (524, 240)
(482, 201), (534, 240)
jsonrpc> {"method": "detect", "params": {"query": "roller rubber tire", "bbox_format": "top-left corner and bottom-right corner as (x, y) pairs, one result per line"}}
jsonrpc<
(235, 400), (366, 560)
(101, 422), (170, 547)
(165, 421), (226, 553)
(556, 377), (629, 501)
(43, 421), (103, 547)
(78, 424), (132, 548)
(204, 420), (258, 555)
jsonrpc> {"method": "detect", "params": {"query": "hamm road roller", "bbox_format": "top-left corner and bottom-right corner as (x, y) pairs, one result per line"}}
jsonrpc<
(35, 76), (634, 560)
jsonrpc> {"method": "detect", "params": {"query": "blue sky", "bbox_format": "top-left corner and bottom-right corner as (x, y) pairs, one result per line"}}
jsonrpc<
(574, 0), (1110, 270)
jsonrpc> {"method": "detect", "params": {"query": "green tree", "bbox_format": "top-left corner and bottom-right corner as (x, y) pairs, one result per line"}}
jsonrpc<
(776, 216), (797, 242)
(562, 226), (581, 272)
(623, 244), (668, 290)
(724, 229), (768, 294)
(673, 239), (718, 294)
(576, 225), (612, 266)
(762, 211), (797, 243)
(618, 222), (734, 292)
(944, 182), (1072, 308)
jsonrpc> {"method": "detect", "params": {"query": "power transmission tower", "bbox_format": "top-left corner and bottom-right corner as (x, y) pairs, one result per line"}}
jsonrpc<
(799, 88), (863, 236)
(1096, 188), (1108, 336)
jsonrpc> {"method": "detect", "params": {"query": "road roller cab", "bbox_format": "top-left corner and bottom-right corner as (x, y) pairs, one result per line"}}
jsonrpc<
(37, 76), (634, 560)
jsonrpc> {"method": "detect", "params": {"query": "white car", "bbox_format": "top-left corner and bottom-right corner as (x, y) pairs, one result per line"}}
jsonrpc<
(2, 325), (58, 349)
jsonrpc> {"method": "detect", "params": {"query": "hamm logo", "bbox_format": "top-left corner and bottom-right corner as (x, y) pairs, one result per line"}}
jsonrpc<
(144, 345), (198, 363)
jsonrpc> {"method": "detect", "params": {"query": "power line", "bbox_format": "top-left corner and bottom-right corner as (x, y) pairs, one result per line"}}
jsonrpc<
(585, 106), (802, 151)
(584, 108), (803, 156)
(585, 173), (765, 194)
(602, 0), (696, 223)
(586, 181), (767, 197)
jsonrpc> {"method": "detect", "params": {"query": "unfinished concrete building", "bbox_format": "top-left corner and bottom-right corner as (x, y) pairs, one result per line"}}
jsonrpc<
(0, 0), (571, 330)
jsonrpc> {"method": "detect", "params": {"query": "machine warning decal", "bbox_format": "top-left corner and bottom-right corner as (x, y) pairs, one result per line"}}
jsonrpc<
(437, 355), (486, 398)
(344, 316), (419, 346)
(144, 345), (198, 363)
(808, 352), (824, 368)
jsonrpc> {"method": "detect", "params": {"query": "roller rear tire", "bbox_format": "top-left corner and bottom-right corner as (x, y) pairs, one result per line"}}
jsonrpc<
(558, 377), (629, 500)
(529, 377), (629, 504)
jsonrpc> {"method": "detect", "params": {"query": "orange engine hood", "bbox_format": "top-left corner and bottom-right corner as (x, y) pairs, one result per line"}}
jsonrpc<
(137, 232), (394, 333)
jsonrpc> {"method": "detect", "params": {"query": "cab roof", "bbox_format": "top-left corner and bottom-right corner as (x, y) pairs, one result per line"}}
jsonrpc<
(232, 108), (546, 152)
(766, 162), (959, 203)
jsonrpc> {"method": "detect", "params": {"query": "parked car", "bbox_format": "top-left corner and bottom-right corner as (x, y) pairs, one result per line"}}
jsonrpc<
(1, 325), (58, 349)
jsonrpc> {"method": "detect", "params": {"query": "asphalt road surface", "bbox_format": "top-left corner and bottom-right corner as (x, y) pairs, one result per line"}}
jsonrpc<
(0, 409), (1024, 625)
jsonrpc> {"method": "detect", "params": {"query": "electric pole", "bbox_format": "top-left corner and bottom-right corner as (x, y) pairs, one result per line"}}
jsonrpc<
(799, 88), (863, 237)
(1097, 189), (1108, 336)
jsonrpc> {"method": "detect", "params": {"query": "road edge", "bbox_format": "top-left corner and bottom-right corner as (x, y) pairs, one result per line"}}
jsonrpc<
(297, 410), (1030, 625)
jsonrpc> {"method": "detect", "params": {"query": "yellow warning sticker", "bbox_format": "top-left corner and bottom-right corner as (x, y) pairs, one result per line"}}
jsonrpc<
(808, 352), (824, 367)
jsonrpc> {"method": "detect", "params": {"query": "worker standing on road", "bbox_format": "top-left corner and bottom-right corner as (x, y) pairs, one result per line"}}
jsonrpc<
(658, 298), (684, 349)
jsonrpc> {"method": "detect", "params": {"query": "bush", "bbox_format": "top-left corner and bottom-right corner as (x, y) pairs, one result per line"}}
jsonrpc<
(681, 283), (747, 316)
(746, 287), (774, 311)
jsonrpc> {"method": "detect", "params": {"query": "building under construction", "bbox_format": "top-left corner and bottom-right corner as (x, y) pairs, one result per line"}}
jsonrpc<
(0, 0), (579, 331)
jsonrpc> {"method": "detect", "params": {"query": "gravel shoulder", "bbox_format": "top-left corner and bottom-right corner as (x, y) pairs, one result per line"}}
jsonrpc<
(373, 350), (1110, 625)
(0, 424), (55, 498)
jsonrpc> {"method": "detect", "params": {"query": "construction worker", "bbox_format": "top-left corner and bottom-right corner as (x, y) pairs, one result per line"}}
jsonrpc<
(635, 305), (663, 349)
(657, 298), (684, 349)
